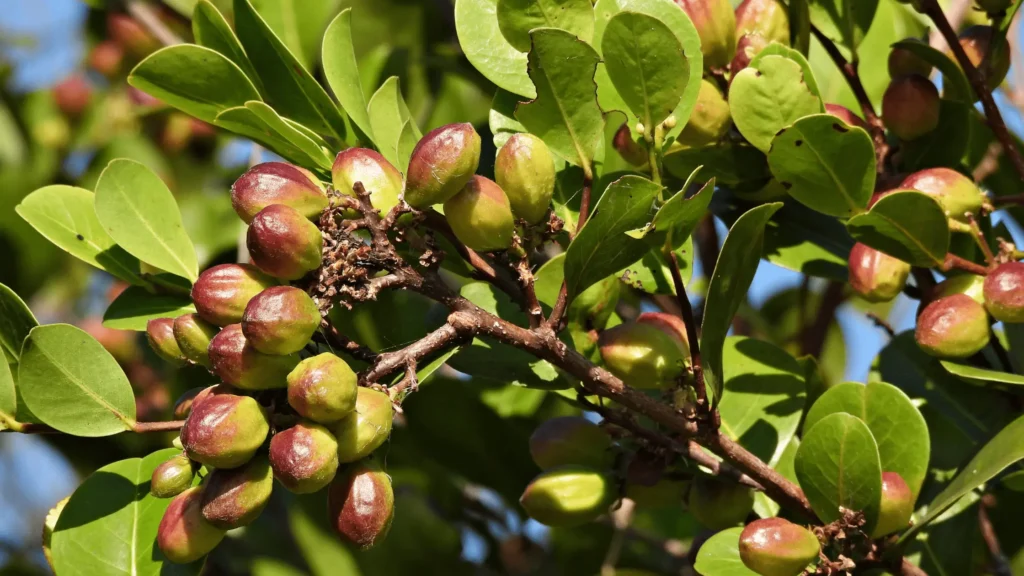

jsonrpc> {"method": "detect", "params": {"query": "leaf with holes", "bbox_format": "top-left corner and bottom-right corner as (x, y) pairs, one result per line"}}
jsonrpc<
(846, 190), (949, 268)
(729, 54), (823, 153)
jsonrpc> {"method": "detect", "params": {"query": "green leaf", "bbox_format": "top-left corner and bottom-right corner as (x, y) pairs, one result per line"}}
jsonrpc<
(767, 113), (875, 218)
(940, 360), (1024, 387)
(128, 44), (261, 124)
(515, 28), (604, 174)
(322, 9), (375, 143)
(795, 412), (882, 527)
(455, 0), (536, 99)
(52, 448), (202, 575)
(490, 88), (528, 148)
(0, 283), (38, 363)
(244, 101), (334, 169)
(730, 54), (823, 153)
(900, 100), (971, 171)
(192, 0), (262, 91)
(251, 0), (338, 70)
(846, 190), (949, 268)
(629, 175), (713, 247)
(18, 324), (136, 436)
(750, 43), (823, 100)
(701, 202), (783, 401)
(693, 527), (758, 576)
(214, 105), (325, 165)
(103, 286), (197, 331)
(16, 185), (144, 285)
(497, 0), (594, 52)
(368, 76), (422, 170)
(618, 237), (694, 295)
(808, 0), (879, 53)
(480, 384), (547, 417)
(890, 39), (971, 102)
(663, 143), (770, 186)
(0, 361), (15, 428)
(95, 159), (199, 282)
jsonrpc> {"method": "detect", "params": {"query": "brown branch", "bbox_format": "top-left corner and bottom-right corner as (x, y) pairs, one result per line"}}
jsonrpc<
(695, 215), (721, 287)
(513, 254), (544, 328)
(928, 0), (972, 52)
(666, 248), (706, 405)
(942, 252), (994, 276)
(546, 175), (593, 329)
(800, 282), (846, 358)
(973, 142), (1004, 182)
(3, 420), (185, 434)
(979, 495), (1013, 576)
(361, 323), (466, 385)
(422, 211), (524, 302)
(992, 192), (1024, 205)
(316, 322), (378, 363)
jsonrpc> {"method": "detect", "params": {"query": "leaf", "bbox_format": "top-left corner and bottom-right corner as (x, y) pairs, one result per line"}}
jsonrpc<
(455, 0), (536, 98)
(940, 360), (1024, 387)
(18, 324), (136, 436)
(103, 286), (197, 331)
(490, 88), (528, 148)
(729, 54), (823, 153)
(322, 9), (375, 143)
(750, 43), (823, 100)
(52, 448), (202, 576)
(901, 100), (971, 171)
(515, 28), (604, 173)
(95, 159), (199, 282)
(618, 237), (694, 295)
(804, 381), (930, 502)
(808, 0), (879, 53)
(192, 0), (262, 91)
(16, 185), (143, 285)
(563, 175), (661, 298)
(128, 44), (261, 124)
(795, 412), (882, 527)
(890, 39), (971, 102)
(244, 101), (334, 169)
(632, 176), (713, 248)
(368, 77), (422, 170)
(701, 202), (782, 401)
(663, 143), (770, 186)
(846, 190), (949, 268)
(767, 114), (875, 218)
(497, 0), (594, 52)
(0, 361), (15, 428)
(693, 527), (758, 576)
(250, 0), (338, 70)
(0, 283), (38, 363)
(214, 105), (325, 165)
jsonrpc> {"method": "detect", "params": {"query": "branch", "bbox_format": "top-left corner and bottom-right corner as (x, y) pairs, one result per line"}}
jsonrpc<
(992, 192), (1024, 206)
(3, 420), (185, 434)
(361, 323), (467, 385)
(546, 175), (593, 329)
(316, 322), (378, 363)
(666, 247), (707, 406)
(979, 494), (1013, 576)
(800, 282), (846, 358)
(942, 252), (994, 276)
(421, 211), (524, 302)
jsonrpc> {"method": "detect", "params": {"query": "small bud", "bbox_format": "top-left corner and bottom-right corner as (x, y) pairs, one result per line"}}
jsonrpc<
(871, 471), (915, 538)
(882, 74), (940, 141)
(957, 26), (1010, 91)
(332, 148), (403, 215)
(635, 122), (646, 135)
(157, 487), (226, 564)
(848, 243), (911, 303)
(42, 497), (69, 572)
(89, 40), (124, 78)
(663, 115), (678, 129)
(495, 134), (557, 224)
(900, 168), (985, 228)
(598, 312), (690, 389)
(172, 313), (218, 367)
(231, 162), (328, 224)
(529, 416), (613, 471)
(613, 123), (648, 166)
(888, 40), (933, 79)
(241, 286), (321, 355)
(327, 459), (395, 549)
(934, 273), (986, 304)
(735, 0), (789, 46)
(404, 123), (482, 208)
(151, 453), (196, 498)
(569, 275), (621, 330)
(192, 263), (277, 327)
(147, 317), (187, 365)
(287, 353), (358, 424)
(208, 324), (299, 389)
(443, 175), (515, 252)
(729, 33), (769, 77)
(173, 387), (209, 420)
(519, 465), (613, 527)
(334, 386), (394, 463)
(687, 474), (754, 530)
(825, 103), (871, 132)
(200, 454), (274, 529)
(984, 261), (1024, 322)
(676, 0), (736, 70)
(180, 387), (270, 469)
(247, 204), (324, 281)
(270, 421), (340, 493)
(739, 518), (821, 576)
(677, 79), (731, 147)
(915, 294), (991, 358)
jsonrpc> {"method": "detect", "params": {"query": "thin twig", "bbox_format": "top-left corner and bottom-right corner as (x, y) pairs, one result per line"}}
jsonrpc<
(666, 248), (706, 405)
(942, 253), (994, 276)
(992, 192), (1024, 206)
(316, 322), (378, 363)
(979, 494), (1013, 576)
(361, 323), (466, 385)
(422, 211), (524, 302)
(928, 0), (972, 52)
(546, 175), (593, 330)
(125, 0), (183, 46)
(967, 213), (997, 265)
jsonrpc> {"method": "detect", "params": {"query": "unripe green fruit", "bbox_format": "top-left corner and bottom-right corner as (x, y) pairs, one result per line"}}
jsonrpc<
(529, 416), (613, 470)
(687, 474), (754, 530)
(246, 204), (324, 281)
(332, 148), (403, 216)
(404, 123), (482, 207)
(287, 353), (358, 423)
(230, 162), (328, 224)
(200, 455), (273, 529)
(335, 387), (394, 463)
(157, 487), (226, 564)
(825, 103), (871, 133)
(180, 387), (269, 469)
(191, 263), (277, 327)
(146, 317), (187, 365)
(208, 324), (299, 390)
(328, 459), (395, 549)
(240, 286), (321, 355)
(915, 294), (991, 358)
(151, 453), (196, 498)
(888, 40), (933, 79)
(569, 274), (621, 330)
(495, 133), (556, 224)
(735, 0), (789, 46)
(900, 168), (985, 228)
(730, 33), (769, 78)
(172, 313), (218, 367)
(957, 26), (1010, 91)
(677, 80), (731, 147)
(519, 465), (613, 527)
(739, 517), (821, 576)
(270, 421), (340, 493)
(976, 0), (1012, 14)
(848, 243), (911, 303)
(443, 175), (515, 252)
(882, 75), (940, 141)
(984, 262), (1024, 322)
(173, 387), (209, 420)
(871, 471), (915, 538)
(598, 312), (690, 389)
(612, 123), (648, 166)
(676, 0), (736, 71)
(934, 273), (986, 305)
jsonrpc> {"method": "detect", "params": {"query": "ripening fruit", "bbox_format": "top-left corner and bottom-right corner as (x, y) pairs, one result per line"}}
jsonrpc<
(934, 273), (986, 304)
(332, 148), (403, 215)
(676, 0), (736, 71)
(984, 262), (1024, 322)
(270, 421), (340, 493)
(147, 317), (187, 365)
(739, 517), (821, 576)
(529, 417), (613, 471)
(735, 0), (789, 46)
(824, 103), (871, 132)
(900, 168), (985, 228)
(976, 0), (1012, 14)
(208, 324), (299, 390)
(173, 387), (209, 420)
(230, 162), (328, 224)
(915, 294), (991, 358)
(848, 243), (911, 303)
(200, 454), (273, 529)
(180, 387), (270, 469)
(241, 286), (321, 355)
(287, 353), (358, 423)
(612, 123), (648, 166)
(730, 33), (769, 77)
(89, 40), (123, 78)
(404, 123), (482, 208)
(151, 453), (196, 498)
(519, 465), (613, 527)
(172, 313), (218, 367)
(53, 74), (92, 118)
(495, 134), (556, 224)
(871, 471), (915, 538)
(882, 75), (940, 141)
(191, 263), (277, 327)
(888, 40), (933, 79)
(247, 204), (324, 281)
(157, 487), (226, 564)
(335, 387), (394, 463)
(598, 312), (690, 389)
(687, 474), (754, 530)
(443, 175), (515, 252)
(677, 80), (731, 147)
(569, 274), (621, 330)
(957, 26), (1011, 91)
(328, 459), (395, 549)
(107, 13), (160, 57)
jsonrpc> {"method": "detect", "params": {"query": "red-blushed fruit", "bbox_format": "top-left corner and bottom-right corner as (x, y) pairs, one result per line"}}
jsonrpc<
(871, 471), (915, 538)
(151, 453), (196, 498)
(915, 294), (991, 358)
(157, 487), (226, 564)
(191, 263), (277, 327)
(89, 40), (124, 78)
(180, 387), (269, 469)
(240, 286), (321, 355)
(332, 148), (403, 215)
(246, 204), (324, 281)
(730, 33), (769, 78)
(882, 74), (940, 141)
(739, 517), (821, 576)
(612, 123), (647, 166)
(957, 26), (1010, 91)
(200, 454), (273, 529)
(230, 162), (328, 224)
(52, 74), (92, 117)
(287, 353), (358, 424)
(848, 243), (911, 303)
(172, 313), (218, 367)
(825, 103), (871, 132)
(677, 79), (731, 147)
(676, 0), (736, 70)
(900, 168), (985, 228)
(270, 421), (340, 493)
(687, 474), (754, 530)
(735, 0), (789, 46)
(404, 123), (481, 208)
(327, 459), (395, 549)
(529, 417), (613, 471)
(208, 324), (299, 390)
(888, 40), (932, 79)
(107, 13), (160, 57)
(984, 261), (1024, 322)
(443, 175), (515, 252)
(598, 312), (691, 389)
(519, 465), (613, 527)
(933, 273), (986, 304)
(173, 387), (210, 420)
(495, 133), (556, 224)
(335, 386), (394, 463)
(147, 317), (187, 365)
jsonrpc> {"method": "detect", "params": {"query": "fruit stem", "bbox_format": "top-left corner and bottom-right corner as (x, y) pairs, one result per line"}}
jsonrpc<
(966, 213), (997, 266)
(991, 192), (1024, 206)
(942, 253), (993, 276)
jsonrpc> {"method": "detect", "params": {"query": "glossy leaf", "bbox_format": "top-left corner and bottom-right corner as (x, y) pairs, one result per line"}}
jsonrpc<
(693, 527), (757, 576)
(648, 179), (713, 249)
(890, 39), (971, 102)
(808, 0), (879, 53)
(102, 286), (197, 331)
(0, 283), (38, 363)
(497, 0), (594, 52)
(213, 105), (322, 165)
(940, 361), (1024, 387)
(455, 0), (536, 98)
(0, 361), (14, 429)
(250, 0), (337, 70)
(490, 88), (527, 148)
(192, 0), (262, 90)
(368, 76), (421, 170)
(750, 43), (823, 100)
(618, 237), (695, 295)
(244, 101), (334, 169)
(730, 54), (823, 153)
(846, 190), (949, 268)
(663, 143), (770, 186)
(322, 9), (375, 143)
